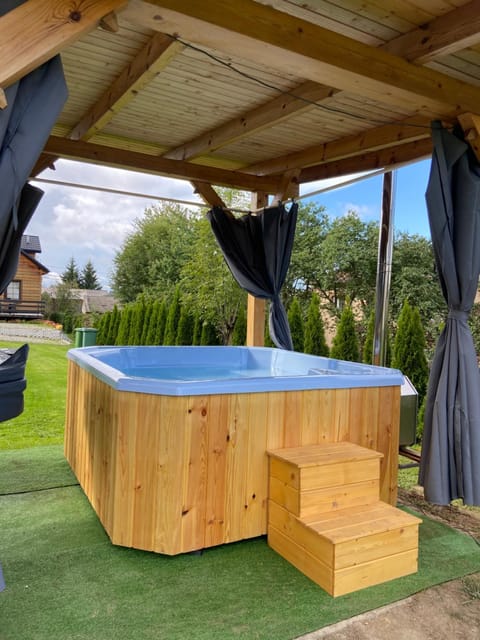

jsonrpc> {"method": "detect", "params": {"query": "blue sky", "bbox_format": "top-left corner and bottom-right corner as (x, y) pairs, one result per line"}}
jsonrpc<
(27, 157), (432, 290)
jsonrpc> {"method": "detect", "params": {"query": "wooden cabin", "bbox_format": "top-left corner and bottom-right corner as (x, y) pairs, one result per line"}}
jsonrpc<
(0, 235), (48, 320)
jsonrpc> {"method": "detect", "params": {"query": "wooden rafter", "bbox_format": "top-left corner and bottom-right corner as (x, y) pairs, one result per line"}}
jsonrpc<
(383, 0), (480, 63)
(298, 138), (433, 183)
(191, 182), (226, 209)
(42, 136), (282, 192)
(69, 32), (183, 141)
(124, 0), (480, 116)
(158, 0), (474, 171)
(164, 81), (337, 161)
(245, 115), (433, 176)
(458, 113), (480, 163)
(0, 0), (126, 90)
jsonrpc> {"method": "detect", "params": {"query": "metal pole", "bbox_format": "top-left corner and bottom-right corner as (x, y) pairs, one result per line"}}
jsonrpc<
(373, 171), (396, 366)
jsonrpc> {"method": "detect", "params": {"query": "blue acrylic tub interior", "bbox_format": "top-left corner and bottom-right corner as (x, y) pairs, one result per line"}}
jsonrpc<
(67, 346), (403, 396)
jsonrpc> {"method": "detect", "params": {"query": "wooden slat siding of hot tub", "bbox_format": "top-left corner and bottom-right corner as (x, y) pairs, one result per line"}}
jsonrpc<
(374, 385), (401, 506)
(242, 392), (269, 540)
(64, 363), (401, 555)
(181, 396), (209, 552)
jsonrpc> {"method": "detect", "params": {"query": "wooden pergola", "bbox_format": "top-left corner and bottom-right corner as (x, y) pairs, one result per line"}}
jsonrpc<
(3, 0), (480, 340)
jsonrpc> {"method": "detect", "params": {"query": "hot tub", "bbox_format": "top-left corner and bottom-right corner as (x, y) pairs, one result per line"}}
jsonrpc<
(65, 346), (403, 555)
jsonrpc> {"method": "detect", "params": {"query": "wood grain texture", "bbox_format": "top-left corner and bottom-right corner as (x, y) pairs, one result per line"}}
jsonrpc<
(65, 363), (401, 554)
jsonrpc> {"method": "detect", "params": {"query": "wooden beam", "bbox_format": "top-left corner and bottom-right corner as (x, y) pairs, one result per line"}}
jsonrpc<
(383, 0), (480, 63)
(42, 136), (281, 192)
(273, 169), (300, 203)
(0, 0), (127, 90)
(299, 138), (433, 183)
(245, 115), (433, 176)
(190, 182), (226, 209)
(164, 81), (337, 161)
(125, 0), (480, 116)
(458, 113), (480, 163)
(246, 191), (269, 347)
(31, 154), (58, 177)
(69, 33), (183, 141)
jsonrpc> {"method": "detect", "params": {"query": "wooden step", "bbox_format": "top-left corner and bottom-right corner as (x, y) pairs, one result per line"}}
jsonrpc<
(268, 442), (383, 517)
(267, 442), (421, 597)
(268, 500), (421, 597)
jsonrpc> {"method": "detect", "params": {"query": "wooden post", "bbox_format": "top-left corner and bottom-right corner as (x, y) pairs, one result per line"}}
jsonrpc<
(458, 112), (480, 162)
(246, 191), (268, 346)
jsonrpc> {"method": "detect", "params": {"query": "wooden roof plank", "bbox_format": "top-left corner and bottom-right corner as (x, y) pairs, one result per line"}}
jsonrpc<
(122, 0), (480, 116)
(383, 0), (480, 63)
(299, 137), (433, 183)
(0, 0), (127, 90)
(245, 115), (434, 175)
(69, 32), (183, 140)
(164, 81), (338, 161)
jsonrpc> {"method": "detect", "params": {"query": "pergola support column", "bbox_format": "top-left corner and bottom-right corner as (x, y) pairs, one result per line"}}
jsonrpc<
(246, 191), (268, 346)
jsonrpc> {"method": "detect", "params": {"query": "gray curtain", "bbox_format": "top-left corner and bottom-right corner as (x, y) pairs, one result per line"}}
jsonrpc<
(419, 122), (480, 506)
(0, 54), (67, 294)
(207, 203), (298, 350)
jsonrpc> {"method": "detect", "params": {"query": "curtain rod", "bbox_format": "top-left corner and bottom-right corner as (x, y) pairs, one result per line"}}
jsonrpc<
(31, 166), (404, 213)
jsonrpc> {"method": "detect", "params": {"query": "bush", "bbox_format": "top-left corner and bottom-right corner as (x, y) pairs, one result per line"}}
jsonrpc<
(288, 298), (304, 352)
(392, 301), (429, 404)
(330, 301), (360, 362)
(304, 294), (329, 357)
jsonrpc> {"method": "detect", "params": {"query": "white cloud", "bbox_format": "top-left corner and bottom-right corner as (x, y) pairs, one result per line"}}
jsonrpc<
(27, 160), (204, 289)
(340, 202), (379, 220)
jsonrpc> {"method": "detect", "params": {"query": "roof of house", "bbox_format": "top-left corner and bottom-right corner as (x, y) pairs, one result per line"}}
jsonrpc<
(4, 1), (480, 201)
(21, 235), (41, 253)
(70, 289), (118, 314)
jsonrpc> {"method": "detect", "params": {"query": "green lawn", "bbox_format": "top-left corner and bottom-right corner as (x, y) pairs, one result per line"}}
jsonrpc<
(0, 341), (70, 450)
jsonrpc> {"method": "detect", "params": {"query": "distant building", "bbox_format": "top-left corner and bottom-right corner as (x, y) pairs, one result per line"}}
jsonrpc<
(0, 235), (49, 320)
(68, 289), (118, 315)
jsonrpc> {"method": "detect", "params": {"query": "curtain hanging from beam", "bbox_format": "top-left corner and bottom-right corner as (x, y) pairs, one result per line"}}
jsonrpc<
(419, 122), (480, 506)
(207, 202), (298, 350)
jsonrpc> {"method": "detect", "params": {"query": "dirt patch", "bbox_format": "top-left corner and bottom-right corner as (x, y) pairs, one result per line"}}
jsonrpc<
(398, 487), (480, 541)
(297, 489), (480, 640)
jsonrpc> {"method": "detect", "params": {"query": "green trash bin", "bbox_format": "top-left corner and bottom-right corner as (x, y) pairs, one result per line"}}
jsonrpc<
(74, 328), (98, 347)
(74, 328), (83, 348)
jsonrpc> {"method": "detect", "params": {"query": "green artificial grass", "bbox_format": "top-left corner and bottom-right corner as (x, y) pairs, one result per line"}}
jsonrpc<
(0, 341), (70, 450)
(0, 447), (479, 640)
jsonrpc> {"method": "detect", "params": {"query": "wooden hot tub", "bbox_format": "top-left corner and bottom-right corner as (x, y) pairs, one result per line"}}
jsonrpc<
(64, 346), (403, 555)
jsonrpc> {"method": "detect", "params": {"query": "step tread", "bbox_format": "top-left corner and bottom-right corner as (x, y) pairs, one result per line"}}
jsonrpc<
(268, 442), (383, 467)
(304, 501), (421, 543)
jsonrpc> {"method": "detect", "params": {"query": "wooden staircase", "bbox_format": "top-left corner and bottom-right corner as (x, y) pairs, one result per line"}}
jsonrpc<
(267, 442), (421, 597)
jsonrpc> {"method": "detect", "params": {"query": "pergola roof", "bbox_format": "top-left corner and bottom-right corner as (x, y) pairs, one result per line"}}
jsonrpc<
(3, 0), (480, 202)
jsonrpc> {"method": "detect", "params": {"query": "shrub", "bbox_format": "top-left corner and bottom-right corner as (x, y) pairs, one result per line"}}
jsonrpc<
(330, 301), (360, 362)
(288, 297), (304, 352)
(304, 294), (329, 357)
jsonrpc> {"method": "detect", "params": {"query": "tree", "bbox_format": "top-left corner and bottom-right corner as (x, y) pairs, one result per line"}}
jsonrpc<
(79, 259), (101, 290)
(200, 321), (220, 345)
(330, 301), (360, 362)
(288, 297), (304, 352)
(286, 202), (329, 304)
(111, 204), (197, 303)
(304, 294), (329, 357)
(176, 307), (195, 345)
(363, 310), (375, 364)
(106, 305), (121, 345)
(391, 233), (445, 350)
(61, 257), (80, 287)
(116, 306), (133, 345)
(181, 216), (246, 345)
(319, 212), (378, 314)
(392, 301), (429, 403)
(232, 304), (247, 346)
(164, 288), (181, 346)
